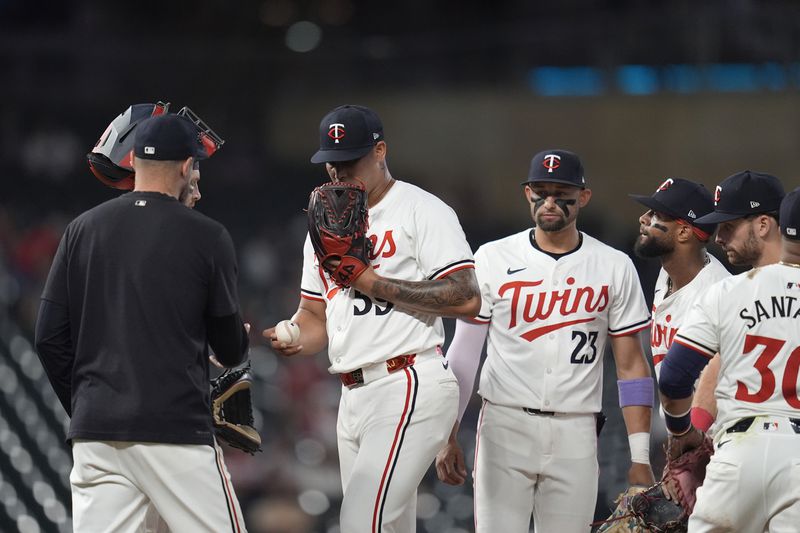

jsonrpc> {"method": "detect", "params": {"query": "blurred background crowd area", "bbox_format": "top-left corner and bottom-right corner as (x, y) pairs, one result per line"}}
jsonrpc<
(2, 0), (800, 531)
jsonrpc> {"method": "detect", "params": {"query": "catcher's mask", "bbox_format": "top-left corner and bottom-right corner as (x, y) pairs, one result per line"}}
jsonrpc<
(87, 102), (224, 190)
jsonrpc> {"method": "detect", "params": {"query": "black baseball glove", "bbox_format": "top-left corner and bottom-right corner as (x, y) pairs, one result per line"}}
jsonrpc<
(307, 181), (372, 287)
(210, 361), (262, 454)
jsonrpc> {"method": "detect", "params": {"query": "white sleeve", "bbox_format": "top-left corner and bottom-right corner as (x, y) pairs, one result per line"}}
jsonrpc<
(300, 233), (326, 302)
(446, 319), (489, 422)
(413, 197), (474, 279)
(472, 246), (493, 324)
(608, 256), (651, 337)
(673, 281), (723, 357)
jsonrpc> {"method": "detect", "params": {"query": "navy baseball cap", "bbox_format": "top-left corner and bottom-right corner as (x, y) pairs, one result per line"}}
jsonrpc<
(134, 114), (208, 161)
(310, 105), (384, 164)
(780, 187), (800, 240)
(521, 149), (586, 188)
(629, 178), (717, 236)
(694, 170), (785, 224)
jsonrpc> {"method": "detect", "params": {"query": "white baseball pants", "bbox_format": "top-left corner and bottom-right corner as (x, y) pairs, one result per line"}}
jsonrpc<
(337, 355), (459, 533)
(70, 439), (246, 533)
(473, 401), (598, 533)
(690, 415), (800, 532)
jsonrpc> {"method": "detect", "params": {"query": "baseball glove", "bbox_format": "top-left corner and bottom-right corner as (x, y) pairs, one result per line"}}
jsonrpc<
(210, 361), (262, 454)
(625, 434), (714, 532)
(594, 486), (648, 532)
(307, 181), (372, 287)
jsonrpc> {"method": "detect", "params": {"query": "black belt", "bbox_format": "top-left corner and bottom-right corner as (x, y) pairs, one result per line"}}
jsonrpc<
(727, 416), (800, 434)
(522, 407), (556, 416)
(523, 407), (555, 416)
(726, 417), (754, 433)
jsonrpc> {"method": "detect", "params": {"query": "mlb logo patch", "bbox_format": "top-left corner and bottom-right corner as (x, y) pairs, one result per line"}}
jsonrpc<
(762, 422), (778, 431)
(135, 200), (147, 207)
(787, 227), (797, 236)
(144, 146), (155, 155)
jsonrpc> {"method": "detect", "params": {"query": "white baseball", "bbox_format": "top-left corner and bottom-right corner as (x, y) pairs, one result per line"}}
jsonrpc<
(275, 320), (301, 345)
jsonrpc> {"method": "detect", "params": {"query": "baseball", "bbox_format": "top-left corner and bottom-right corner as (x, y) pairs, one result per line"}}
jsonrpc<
(275, 320), (300, 345)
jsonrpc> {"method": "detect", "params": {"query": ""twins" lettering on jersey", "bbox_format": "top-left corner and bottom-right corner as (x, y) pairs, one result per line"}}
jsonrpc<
(368, 230), (397, 260)
(651, 314), (679, 365)
(498, 277), (609, 341)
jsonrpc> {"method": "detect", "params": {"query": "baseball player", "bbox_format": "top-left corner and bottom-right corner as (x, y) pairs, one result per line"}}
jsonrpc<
(435, 149), (655, 532)
(35, 113), (249, 532)
(630, 178), (729, 378)
(687, 171), (785, 433)
(657, 187), (800, 532)
(263, 105), (481, 532)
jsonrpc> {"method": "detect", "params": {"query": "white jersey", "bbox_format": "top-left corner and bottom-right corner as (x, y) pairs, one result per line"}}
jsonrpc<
(474, 230), (651, 413)
(675, 263), (800, 431)
(650, 254), (730, 376)
(300, 180), (474, 374)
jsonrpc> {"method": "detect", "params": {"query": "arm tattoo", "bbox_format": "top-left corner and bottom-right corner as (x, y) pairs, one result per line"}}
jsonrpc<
(371, 269), (479, 314)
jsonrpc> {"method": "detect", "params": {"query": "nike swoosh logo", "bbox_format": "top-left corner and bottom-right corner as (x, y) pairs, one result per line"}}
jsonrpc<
(717, 439), (730, 449)
(654, 289), (662, 293)
(507, 267), (527, 275)
(442, 360), (449, 370)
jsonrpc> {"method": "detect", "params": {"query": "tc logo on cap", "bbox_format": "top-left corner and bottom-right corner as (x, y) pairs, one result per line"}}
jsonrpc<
(657, 178), (674, 192)
(542, 154), (561, 173)
(328, 123), (345, 144)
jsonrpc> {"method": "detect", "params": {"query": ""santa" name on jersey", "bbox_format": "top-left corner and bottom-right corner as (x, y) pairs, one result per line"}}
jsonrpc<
(739, 296), (800, 328)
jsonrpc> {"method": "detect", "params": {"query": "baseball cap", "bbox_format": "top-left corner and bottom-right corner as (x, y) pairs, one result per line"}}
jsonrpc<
(780, 187), (800, 240)
(134, 114), (208, 161)
(694, 170), (785, 224)
(629, 178), (717, 236)
(310, 105), (384, 164)
(521, 149), (586, 188)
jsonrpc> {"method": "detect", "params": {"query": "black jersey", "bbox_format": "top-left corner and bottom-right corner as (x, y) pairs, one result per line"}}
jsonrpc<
(38, 191), (247, 445)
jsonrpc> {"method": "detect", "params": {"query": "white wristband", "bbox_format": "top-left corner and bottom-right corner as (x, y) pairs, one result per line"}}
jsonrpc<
(628, 432), (650, 465)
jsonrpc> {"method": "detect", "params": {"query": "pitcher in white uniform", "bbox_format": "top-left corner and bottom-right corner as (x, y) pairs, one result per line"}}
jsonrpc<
(436, 149), (655, 532)
(264, 105), (480, 533)
(658, 187), (800, 532)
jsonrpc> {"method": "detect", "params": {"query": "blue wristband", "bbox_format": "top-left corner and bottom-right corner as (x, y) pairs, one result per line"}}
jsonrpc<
(664, 408), (692, 435)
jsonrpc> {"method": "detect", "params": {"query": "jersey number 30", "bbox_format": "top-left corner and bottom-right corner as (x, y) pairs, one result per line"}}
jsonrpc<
(736, 334), (800, 408)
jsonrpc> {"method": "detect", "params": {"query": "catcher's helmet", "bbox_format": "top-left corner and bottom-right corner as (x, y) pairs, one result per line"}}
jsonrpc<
(88, 102), (224, 190)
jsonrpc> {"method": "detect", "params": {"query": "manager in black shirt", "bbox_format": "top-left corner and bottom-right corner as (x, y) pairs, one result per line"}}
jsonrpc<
(35, 113), (250, 532)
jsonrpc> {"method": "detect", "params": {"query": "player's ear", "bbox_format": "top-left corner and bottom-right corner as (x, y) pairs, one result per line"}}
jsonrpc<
(757, 214), (778, 237)
(523, 185), (535, 203)
(676, 223), (693, 243)
(374, 141), (387, 161)
(180, 157), (193, 179)
(578, 188), (592, 207)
